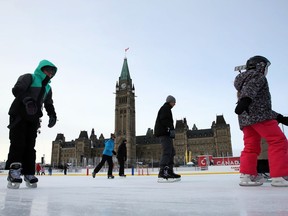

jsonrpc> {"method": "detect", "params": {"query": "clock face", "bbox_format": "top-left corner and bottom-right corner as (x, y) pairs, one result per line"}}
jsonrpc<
(121, 83), (126, 89)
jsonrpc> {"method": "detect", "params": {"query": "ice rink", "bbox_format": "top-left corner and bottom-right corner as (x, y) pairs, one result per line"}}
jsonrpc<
(0, 172), (288, 216)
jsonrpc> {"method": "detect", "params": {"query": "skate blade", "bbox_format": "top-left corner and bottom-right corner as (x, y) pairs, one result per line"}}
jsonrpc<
(7, 182), (21, 189)
(239, 182), (263, 187)
(25, 181), (37, 188)
(157, 178), (181, 183)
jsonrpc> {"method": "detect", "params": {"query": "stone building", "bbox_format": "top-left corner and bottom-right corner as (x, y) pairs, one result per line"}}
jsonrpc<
(51, 58), (232, 167)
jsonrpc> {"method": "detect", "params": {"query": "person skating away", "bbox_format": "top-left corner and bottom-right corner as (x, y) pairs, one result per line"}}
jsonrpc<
(36, 163), (41, 175)
(117, 139), (127, 177)
(5, 60), (58, 189)
(234, 55), (288, 187)
(92, 133), (116, 179)
(154, 95), (181, 183)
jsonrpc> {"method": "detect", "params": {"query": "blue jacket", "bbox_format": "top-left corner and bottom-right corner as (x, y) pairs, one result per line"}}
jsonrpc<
(103, 139), (115, 156)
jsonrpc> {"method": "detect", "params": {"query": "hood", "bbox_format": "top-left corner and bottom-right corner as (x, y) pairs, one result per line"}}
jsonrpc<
(34, 59), (57, 81)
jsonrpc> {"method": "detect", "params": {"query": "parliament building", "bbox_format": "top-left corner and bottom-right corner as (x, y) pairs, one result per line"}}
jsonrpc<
(51, 58), (232, 167)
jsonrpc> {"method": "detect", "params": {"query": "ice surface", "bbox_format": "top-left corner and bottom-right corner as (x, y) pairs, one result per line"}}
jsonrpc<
(0, 173), (288, 216)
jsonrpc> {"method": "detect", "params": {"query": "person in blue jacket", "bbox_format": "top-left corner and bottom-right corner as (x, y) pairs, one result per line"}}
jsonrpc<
(92, 133), (116, 179)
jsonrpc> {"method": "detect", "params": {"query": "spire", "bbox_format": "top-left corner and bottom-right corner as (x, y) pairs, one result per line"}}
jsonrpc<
(119, 58), (131, 81)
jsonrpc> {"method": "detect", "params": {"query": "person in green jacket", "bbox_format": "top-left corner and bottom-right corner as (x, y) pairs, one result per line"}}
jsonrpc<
(6, 59), (58, 189)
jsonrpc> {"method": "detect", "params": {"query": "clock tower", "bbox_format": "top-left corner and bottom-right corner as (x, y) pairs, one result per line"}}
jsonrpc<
(115, 57), (136, 166)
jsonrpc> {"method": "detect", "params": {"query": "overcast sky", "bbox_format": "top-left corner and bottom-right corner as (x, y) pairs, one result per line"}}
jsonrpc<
(1, 0), (288, 163)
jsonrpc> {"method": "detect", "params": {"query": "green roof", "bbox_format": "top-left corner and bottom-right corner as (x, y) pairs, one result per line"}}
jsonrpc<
(119, 58), (131, 80)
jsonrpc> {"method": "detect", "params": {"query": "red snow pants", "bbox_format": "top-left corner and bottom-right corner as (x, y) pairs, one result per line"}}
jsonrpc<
(240, 120), (288, 177)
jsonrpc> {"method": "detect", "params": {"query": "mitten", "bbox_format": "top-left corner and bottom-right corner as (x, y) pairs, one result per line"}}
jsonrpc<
(23, 97), (38, 115)
(48, 115), (57, 128)
(235, 97), (252, 115)
(277, 114), (288, 126)
(112, 150), (117, 155)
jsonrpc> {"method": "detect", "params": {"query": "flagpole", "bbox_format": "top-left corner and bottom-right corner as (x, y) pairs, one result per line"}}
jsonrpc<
(124, 47), (129, 58)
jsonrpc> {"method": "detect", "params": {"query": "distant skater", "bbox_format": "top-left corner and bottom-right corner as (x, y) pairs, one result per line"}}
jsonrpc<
(117, 139), (127, 177)
(92, 133), (116, 179)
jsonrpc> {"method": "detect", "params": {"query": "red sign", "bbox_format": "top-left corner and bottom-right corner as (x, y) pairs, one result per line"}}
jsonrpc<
(197, 155), (240, 166)
(212, 157), (240, 166)
(197, 155), (213, 167)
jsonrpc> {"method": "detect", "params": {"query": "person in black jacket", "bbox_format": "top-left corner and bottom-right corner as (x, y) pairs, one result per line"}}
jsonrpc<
(5, 60), (58, 189)
(154, 95), (181, 182)
(117, 139), (127, 177)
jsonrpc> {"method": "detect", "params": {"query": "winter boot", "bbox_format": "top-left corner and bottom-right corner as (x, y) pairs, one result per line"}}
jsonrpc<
(271, 176), (288, 187)
(239, 173), (266, 186)
(7, 162), (22, 189)
(24, 175), (38, 188)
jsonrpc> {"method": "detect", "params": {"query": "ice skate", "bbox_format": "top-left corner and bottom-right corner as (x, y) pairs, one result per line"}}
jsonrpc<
(259, 173), (271, 182)
(119, 174), (126, 178)
(24, 175), (38, 188)
(171, 170), (181, 182)
(158, 166), (180, 183)
(271, 176), (288, 187)
(7, 162), (22, 189)
(108, 175), (115, 179)
(239, 173), (265, 186)
(92, 171), (96, 178)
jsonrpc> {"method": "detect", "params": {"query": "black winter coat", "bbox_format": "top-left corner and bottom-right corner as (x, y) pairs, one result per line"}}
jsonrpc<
(8, 60), (57, 128)
(154, 102), (174, 137)
(117, 142), (127, 161)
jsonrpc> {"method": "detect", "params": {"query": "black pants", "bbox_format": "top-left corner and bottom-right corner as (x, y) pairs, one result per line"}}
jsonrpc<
(6, 119), (39, 175)
(159, 136), (175, 169)
(94, 154), (113, 175)
(118, 158), (125, 175)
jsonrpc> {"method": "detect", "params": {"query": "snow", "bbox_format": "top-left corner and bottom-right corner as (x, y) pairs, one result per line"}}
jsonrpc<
(0, 172), (288, 216)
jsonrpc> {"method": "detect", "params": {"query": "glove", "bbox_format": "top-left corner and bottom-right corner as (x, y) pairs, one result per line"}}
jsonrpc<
(23, 97), (38, 115)
(48, 115), (57, 128)
(169, 129), (175, 139)
(277, 114), (288, 126)
(112, 150), (116, 155)
(235, 97), (252, 115)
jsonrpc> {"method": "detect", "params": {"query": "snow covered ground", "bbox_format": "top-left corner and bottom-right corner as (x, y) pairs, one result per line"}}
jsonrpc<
(0, 173), (287, 216)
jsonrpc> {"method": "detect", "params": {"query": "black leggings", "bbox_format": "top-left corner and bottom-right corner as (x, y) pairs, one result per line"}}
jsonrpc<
(94, 155), (113, 175)
(6, 120), (39, 175)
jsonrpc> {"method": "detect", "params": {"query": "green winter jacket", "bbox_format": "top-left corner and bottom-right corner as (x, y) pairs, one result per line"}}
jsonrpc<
(8, 59), (57, 128)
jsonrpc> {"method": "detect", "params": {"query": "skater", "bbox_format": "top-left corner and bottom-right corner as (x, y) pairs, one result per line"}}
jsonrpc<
(234, 55), (288, 187)
(5, 59), (58, 189)
(48, 166), (52, 175)
(36, 163), (41, 175)
(63, 164), (68, 175)
(154, 95), (181, 182)
(41, 166), (45, 175)
(117, 139), (127, 177)
(92, 133), (116, 179)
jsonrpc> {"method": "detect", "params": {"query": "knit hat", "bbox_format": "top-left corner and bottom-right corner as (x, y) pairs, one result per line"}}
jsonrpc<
(166, 95), (176, 103)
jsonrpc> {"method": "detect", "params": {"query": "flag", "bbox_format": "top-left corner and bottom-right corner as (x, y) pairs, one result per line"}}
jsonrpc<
(125, 47), (129, 52)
